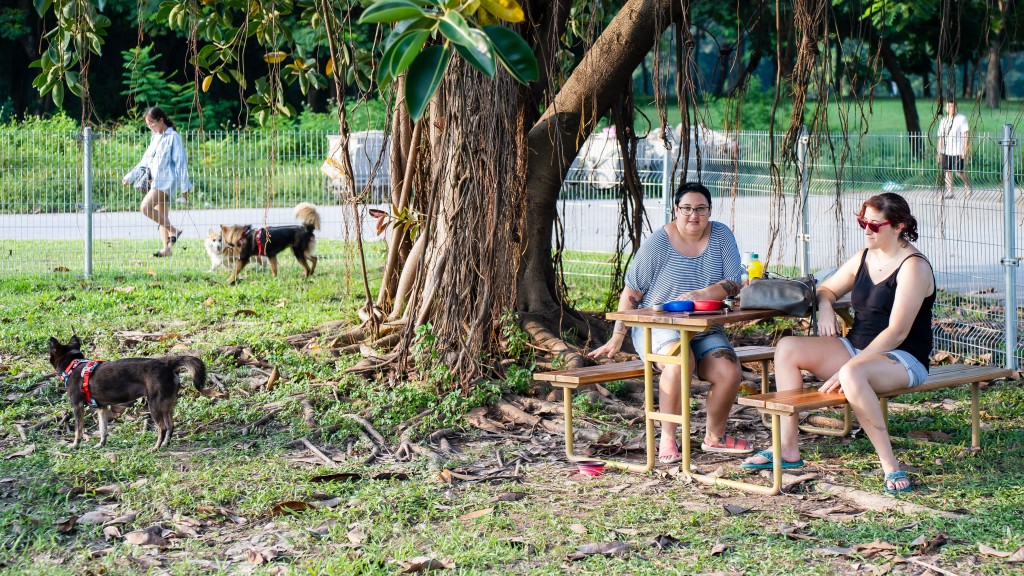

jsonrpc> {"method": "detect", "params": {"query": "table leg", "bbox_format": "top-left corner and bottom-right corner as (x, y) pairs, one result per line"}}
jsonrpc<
(642, 327), (655, 471)
(678, 330), (693, 474)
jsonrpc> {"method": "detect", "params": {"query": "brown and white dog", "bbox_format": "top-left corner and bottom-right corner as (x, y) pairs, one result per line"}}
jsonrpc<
(48, 336), (207, 451)
(219, 203), (321, 284)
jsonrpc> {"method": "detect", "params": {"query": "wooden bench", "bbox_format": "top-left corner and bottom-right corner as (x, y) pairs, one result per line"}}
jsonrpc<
(534, 345), (777, 471)
(734, 363), (1013, 494)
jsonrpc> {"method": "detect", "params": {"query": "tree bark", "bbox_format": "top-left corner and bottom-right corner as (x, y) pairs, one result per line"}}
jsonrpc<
(518, 0), (681, 322)
(985, 39), (1002, 108)
(878, 41), (921, 136)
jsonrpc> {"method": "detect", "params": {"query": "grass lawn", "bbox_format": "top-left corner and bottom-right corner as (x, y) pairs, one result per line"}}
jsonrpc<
(1, 261), (1024, 574)
(635, 95), (1024, 135)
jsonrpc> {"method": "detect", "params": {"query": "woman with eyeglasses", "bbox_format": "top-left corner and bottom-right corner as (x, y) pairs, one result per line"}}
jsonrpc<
(741, 192), (934, 493)
(589, 182), (752, 463)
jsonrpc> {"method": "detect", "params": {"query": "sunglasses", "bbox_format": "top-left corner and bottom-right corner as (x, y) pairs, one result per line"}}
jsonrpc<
(856, 216), (892, 233)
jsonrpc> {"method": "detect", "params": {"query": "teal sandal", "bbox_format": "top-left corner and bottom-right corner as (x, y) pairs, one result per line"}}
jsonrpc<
(740, 449), (803, 470)
(884, 470), (913, 493)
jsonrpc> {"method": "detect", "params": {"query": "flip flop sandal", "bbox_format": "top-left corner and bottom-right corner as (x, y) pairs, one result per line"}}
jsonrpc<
(883, 470), (913, 493)
(658, 439), (681, 464)
(700, 435), (755, 454)
(739, 449), (804, 470)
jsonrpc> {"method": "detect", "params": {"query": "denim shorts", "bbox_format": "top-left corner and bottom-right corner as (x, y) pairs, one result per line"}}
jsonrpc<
(838, 338), (928, 387)
(631, 325), (733, 363)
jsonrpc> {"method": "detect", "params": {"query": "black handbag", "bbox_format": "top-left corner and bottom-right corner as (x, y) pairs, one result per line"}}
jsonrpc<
(738, 275), (817, 317)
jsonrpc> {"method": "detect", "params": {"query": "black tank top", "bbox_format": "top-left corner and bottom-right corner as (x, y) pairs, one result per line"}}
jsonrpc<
(847, 250), (935, 370)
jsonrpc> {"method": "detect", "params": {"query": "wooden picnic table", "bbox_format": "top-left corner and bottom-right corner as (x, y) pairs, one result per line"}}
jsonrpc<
(607, 300), (853, 494)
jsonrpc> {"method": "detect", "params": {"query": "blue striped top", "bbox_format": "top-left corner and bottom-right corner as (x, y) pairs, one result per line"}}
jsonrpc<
(625, 221), (743, 307)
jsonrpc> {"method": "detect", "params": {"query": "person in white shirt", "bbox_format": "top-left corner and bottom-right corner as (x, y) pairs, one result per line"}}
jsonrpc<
(122, 107), (192, 257)
(937, 100), (972, 200)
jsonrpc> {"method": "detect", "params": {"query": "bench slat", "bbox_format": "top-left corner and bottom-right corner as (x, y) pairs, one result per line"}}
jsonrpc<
(738, 364), (1013, 414)
(534, 345), (776, 388)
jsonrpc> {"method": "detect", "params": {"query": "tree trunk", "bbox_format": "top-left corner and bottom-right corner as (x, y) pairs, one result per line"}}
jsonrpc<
(518, 0), (681, 326)
(877, 41), (921, 136)
(985, 38), (1002, 108)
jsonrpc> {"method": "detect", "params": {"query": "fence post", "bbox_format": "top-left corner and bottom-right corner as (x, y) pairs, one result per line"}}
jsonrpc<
(1001, 124), (1018, 370)
(797, 125), (810, 276)
(83, 126), (94, 278)
(662, 143), (672, 225)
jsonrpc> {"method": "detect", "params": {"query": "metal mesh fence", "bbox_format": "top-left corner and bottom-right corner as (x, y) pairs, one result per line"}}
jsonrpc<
(2, 126), (1021, 364)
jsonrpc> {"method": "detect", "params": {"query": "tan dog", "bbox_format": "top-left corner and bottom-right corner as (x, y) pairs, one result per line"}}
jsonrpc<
(219, 203), (320, 283)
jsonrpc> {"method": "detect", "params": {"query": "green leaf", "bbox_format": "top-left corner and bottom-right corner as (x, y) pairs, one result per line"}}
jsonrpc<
(483, 25), (538, 84)
(389, 29), (430, 78)
(437, 10), (474, 47)
(452, 29), (495, 78)
(358, 0), (426, 24)
(405, 44), (450, 122)
(33, 0), (53, 16)
(52, 83), (64, 108)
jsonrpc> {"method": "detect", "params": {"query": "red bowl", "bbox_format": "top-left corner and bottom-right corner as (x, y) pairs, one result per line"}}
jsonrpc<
(577, 460), (605, 476)
(693, 299), (723, 311)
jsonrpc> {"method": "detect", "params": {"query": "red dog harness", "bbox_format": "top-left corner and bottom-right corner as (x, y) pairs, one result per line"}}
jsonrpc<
(58, 359), (104, 408)
(243, 226), (270, 257)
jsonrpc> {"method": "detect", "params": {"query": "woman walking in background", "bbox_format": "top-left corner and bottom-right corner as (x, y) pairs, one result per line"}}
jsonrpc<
(123, 107), (191, 257)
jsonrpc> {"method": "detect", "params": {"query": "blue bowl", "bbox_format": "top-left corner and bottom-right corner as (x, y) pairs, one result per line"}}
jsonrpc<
(661, 300), (695, 312)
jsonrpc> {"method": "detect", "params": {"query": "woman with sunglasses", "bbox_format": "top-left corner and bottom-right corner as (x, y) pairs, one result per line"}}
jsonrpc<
(589, 182), (752, 463)
(742, 192), (934, 493)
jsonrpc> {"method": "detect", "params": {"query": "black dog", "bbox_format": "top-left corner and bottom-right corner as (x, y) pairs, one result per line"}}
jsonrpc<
(220, 202), (321, 284)
(48, 336), (206, 451)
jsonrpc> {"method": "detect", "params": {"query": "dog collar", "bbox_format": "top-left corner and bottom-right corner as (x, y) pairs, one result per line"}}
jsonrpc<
(253, 227), (268, 257)
(59, 359), (104, 408)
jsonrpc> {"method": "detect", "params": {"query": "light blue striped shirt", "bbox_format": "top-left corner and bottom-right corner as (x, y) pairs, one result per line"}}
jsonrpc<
(625, 221), (743, 307)
(123, 126), (192, 199)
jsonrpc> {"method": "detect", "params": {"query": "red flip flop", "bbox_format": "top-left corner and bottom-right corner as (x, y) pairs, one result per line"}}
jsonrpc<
(700, 435), (755, 454)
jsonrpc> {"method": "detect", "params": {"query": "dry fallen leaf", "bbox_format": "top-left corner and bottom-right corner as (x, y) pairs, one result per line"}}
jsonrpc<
(310, 472), (361, 483)
(113, 286), (136, 294)
(347, 527), (366, 546)
(813, 546), (855, 556)
(568, 523), (588, 535)
(123, 528), (169, 547)
(397, 556), (455, 573)
(4, 444), (35, 459)
(92, 483), (124, 495)
(709, 542), (728, 556)
(103, 526), (121, 541)
(723, 504), (752, 516)
(488, 492), (527, 503)
(268, 500), (311, 516)
(566, 541), (630, 561)
(651, 534), (679, 550)
(234, 309), (258, 316)
(979, 543), (1012, 558)
(76, 510), (116, 525)
(458, 508), (493, 522)
(55, 516), (79, 533)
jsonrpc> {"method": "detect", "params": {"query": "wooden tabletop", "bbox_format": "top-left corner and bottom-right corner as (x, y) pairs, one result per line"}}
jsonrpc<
(606, 307), (780, 327)
(606, 295), (852, 328)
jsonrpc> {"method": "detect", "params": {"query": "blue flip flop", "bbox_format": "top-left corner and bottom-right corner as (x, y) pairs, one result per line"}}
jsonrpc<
(740, 449), (804, 470)
(884, 470), (913, 493)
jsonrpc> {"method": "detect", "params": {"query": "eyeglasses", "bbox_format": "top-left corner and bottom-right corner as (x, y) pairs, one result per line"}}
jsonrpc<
(676, 205), (711, 216)
(856, 216), (892, 233)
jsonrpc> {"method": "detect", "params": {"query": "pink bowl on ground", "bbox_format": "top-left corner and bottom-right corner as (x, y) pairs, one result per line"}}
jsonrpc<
(693, 299), (723, 311)
(577, 460), (605, 476)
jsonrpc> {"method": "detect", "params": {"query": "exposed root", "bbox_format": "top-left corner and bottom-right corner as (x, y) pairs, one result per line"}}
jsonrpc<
(343, 352), (400, 376)
(342, 413), (386, 445)
(493, 398), (561, 435)
(239, 408), (282, 435)
(299, 397), (317, 429)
